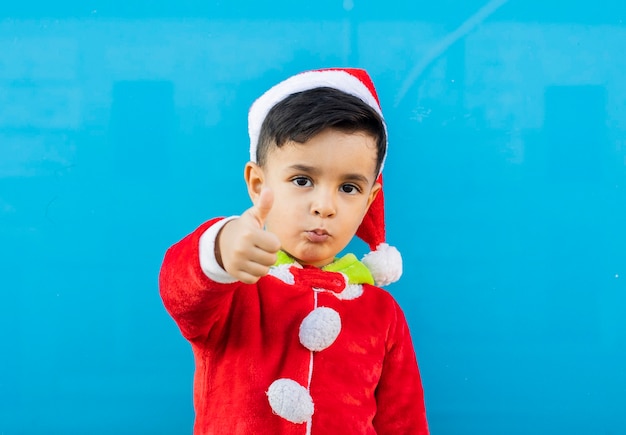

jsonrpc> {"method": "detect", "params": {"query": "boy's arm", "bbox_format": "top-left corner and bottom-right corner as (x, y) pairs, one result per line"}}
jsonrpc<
(159, 188), (280, 341)
(373, 301), (430, 434)
(159, 217), (239, 341)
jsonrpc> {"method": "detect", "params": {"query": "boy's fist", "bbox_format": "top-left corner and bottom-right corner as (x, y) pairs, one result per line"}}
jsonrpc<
(216, 188), (281, 284)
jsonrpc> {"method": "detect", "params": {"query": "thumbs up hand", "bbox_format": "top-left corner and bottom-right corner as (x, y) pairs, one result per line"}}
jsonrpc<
(216, 188), (282, 284)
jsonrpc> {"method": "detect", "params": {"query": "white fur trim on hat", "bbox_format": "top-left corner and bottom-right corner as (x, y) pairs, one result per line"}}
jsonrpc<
(361, 243), (403, 287)
(298, 306), (341, 352)
(248, 69), (387, 173)
(267, 378), (314, 424)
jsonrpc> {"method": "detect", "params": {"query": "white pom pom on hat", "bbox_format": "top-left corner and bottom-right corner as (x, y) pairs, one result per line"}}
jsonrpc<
(248, 67), (403, 286)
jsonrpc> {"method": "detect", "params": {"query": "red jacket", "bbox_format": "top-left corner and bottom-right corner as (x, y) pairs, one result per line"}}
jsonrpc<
(159, 218), (429, 434)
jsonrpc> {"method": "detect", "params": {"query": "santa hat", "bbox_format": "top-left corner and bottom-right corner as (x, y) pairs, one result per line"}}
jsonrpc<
(248, 68), (402, 286)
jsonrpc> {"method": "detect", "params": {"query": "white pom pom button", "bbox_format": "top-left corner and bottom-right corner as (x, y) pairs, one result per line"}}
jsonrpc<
(267, 378), (314, 423)
(299, 306), (341, 351)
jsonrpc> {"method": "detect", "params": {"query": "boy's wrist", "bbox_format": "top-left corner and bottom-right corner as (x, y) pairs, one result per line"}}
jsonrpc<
(199, 216), (239, 284)
(214, 222), (227, 270)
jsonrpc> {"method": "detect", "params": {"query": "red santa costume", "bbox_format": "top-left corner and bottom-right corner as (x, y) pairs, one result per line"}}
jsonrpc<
(159, 68), (429, 434)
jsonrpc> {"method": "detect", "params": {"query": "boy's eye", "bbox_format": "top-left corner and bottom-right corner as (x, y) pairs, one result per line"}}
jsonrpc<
(340, 184), (361, 194)
(292, 177), (312, 187)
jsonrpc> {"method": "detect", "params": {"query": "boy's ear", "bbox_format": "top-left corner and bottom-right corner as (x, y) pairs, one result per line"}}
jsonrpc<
(366, 181), (382, 210)
(244, 161), (265, 202)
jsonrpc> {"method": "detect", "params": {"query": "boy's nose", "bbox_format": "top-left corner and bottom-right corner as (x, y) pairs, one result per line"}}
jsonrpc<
(311, 191), (336, 218)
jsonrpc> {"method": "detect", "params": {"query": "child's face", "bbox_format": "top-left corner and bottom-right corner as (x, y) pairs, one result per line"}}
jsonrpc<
(246, 128), (381, 268)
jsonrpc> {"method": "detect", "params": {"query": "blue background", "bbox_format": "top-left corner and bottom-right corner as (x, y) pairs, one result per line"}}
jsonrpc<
(1, 1), (625, 434)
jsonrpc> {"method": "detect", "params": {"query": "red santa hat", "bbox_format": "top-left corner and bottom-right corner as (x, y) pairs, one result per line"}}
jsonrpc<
(248, 68), (402, 286)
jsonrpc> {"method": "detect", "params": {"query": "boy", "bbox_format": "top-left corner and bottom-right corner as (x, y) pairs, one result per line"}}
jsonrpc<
(159, 68), (429, 434)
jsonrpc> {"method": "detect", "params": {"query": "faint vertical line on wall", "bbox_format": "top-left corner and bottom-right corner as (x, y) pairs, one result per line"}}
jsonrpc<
(341, 18), (358, 66)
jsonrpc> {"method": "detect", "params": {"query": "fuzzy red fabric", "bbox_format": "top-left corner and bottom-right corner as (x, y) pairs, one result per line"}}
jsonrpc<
(159, 218), (429, 434)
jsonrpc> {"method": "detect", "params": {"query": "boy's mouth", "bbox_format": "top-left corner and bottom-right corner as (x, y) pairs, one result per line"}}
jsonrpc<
(305, 229), (329, 243)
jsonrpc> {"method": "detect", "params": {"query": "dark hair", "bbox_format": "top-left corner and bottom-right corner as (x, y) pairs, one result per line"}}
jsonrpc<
(256, 87), (386, 175)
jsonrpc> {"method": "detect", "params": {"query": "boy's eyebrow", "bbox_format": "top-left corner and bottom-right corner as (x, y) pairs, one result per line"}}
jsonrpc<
(342, 173), (371, 185)
(288, 164), (372, 184)
(288, 164), (319, 174)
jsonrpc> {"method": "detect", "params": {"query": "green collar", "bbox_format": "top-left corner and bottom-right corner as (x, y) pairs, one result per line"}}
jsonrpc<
(274, 251), (374, 285)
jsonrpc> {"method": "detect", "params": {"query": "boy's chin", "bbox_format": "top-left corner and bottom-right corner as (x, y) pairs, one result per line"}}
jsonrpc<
(287, 250), (337, 268)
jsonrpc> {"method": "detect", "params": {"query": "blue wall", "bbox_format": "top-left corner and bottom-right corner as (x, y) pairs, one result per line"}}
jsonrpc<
(1, 1), (625, 434)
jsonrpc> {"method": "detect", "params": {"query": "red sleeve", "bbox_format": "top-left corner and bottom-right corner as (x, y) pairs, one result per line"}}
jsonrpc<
(158, 218), (239, 341)
(373, 300), (430, 434)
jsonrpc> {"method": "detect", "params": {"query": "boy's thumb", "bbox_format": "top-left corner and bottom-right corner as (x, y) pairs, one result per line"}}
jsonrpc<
(252, 188), (274, 227)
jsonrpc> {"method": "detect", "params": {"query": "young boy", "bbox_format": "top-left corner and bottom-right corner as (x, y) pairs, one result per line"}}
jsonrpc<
(159, 68), (429, 434)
